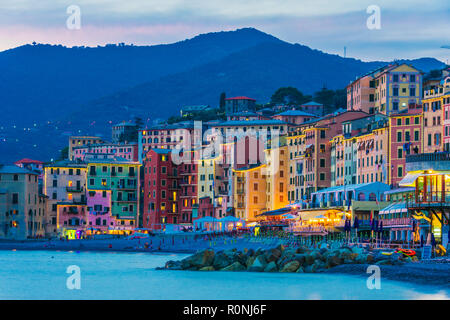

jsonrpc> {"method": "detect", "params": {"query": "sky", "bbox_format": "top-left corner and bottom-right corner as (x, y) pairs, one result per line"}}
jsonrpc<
(0, 0), (449, 62)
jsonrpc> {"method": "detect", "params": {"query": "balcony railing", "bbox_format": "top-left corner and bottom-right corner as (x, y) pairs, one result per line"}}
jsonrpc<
(407, 192), (450, 207)
(381, 217), (412, 227)
(66, 186), (84, 193)
(406, 152), (450, 163)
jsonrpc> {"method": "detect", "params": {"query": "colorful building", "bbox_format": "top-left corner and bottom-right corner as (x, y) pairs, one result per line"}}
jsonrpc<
(397, 152), (450, 246)
(72, 143), (139, 162)
(86, 155), (140, 234)
(272, 110), (316, 125)
(44, 160), (88, 238)
(388, 104), (423, 187)
(0, 165), (46, 240)
(224, 96), (256, 115)
(347, 63), (422, 116)
(69, 136), (103, 161)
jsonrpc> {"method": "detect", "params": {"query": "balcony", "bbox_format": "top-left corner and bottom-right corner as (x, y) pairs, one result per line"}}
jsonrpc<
(407, 192), (450, 208)
(117, 183), (137, 190)
(381, 217), (412, 227)
(237, 202), (245, 208)
(66, 186), (84, 193)
(406, 152), (450, 172)
(236, 188), (245, 194)
(72, 199), (87, 205)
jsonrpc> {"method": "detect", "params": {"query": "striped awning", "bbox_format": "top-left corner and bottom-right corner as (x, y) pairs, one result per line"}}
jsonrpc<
(399, 173), (422, 187)
(379, 202), (407, 215)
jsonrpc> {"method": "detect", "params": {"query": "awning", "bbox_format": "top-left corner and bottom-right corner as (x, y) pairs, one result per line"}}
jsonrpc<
(257, 207), (291, 217)
(379, 202), (407, 215)
(399, 173), (422, 187)
(299, 211), (329, 221)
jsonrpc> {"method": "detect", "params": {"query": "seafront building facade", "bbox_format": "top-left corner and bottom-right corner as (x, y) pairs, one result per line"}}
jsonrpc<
(0, 166), (46, 240)
(5, 63), (450, 247)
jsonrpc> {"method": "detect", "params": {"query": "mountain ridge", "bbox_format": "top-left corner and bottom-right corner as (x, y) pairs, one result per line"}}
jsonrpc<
(0, 27), (446, 163)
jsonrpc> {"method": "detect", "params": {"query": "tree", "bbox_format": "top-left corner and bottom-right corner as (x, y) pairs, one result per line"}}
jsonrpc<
(59, 146), (69, 160)
(270, 87), (310, 106)
(313, 87), (347, 114)
(134, 116), (144, 129)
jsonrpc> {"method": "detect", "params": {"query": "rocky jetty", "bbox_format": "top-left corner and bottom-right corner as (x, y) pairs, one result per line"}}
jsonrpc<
(160, 244), (418, 273)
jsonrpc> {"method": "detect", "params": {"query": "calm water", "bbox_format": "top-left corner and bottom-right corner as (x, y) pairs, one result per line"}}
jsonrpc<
(0, 250), (448, 300)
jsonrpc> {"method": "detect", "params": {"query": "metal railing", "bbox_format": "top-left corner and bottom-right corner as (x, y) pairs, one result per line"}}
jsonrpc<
(406, 152), (450, 163)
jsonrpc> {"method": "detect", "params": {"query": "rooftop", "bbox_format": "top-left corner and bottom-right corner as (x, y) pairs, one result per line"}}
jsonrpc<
(212, 119), (288, 127)
(14, 158), (44, 165)
(0, 165), (38, 175)
(275, 110), (316, 117)
(300, 101), (323, 106)
(225, 96), (256, 101)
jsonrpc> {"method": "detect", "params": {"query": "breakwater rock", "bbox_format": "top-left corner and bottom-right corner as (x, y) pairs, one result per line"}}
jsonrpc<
(160, 244), (412, 273)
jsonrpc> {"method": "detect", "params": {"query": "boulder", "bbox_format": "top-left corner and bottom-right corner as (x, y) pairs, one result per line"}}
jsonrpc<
(182, 249), (215, 268)
(304, 264), (317, 273)
(280, 260), (300, 273)
(293, 254), (306, 266)
(248, 255), (266, 272)
(199, 266), (215, 271)
(165, 260), (182, 270)
(265, 248), (282, 263)
(296, 266), (305, 273)
(212, 252), (233, 269)
(326, 255), (342, 268)
(264, 261), (278, 272)
(220, 262), (246, 272)
(351, 246), (365, 255)
(305, 253), (315, 266)
(246, 256), (256, 269)
(296, 246), (308, 254)
(313, 260), (327, 272)
(366, 254), (375, 263)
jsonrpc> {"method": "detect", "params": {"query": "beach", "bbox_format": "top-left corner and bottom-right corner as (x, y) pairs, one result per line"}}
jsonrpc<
(325, 262), (450, 288)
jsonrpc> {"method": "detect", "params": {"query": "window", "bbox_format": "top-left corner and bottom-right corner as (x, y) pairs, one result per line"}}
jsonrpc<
(409, 88), (416, 96)
(397, 148), (402, 159)
(398, 166), (403, 178)
(320, 158), (325, 167)
(414, 130), (420, 141)
(397, 131), (402, 142)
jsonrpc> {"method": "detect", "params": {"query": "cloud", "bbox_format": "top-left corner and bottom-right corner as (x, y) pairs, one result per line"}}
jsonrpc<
(0, 0), (448, 61)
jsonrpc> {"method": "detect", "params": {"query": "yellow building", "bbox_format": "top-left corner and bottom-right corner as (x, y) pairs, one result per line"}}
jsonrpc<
(265, 141), (289, 212)
(374, 63), (422, 115)
(232, 164), (267, 222)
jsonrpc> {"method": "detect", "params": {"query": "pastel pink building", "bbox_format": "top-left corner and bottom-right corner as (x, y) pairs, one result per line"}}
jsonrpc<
(86, 189), (117, 233)
(72, 143), (138, 162)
